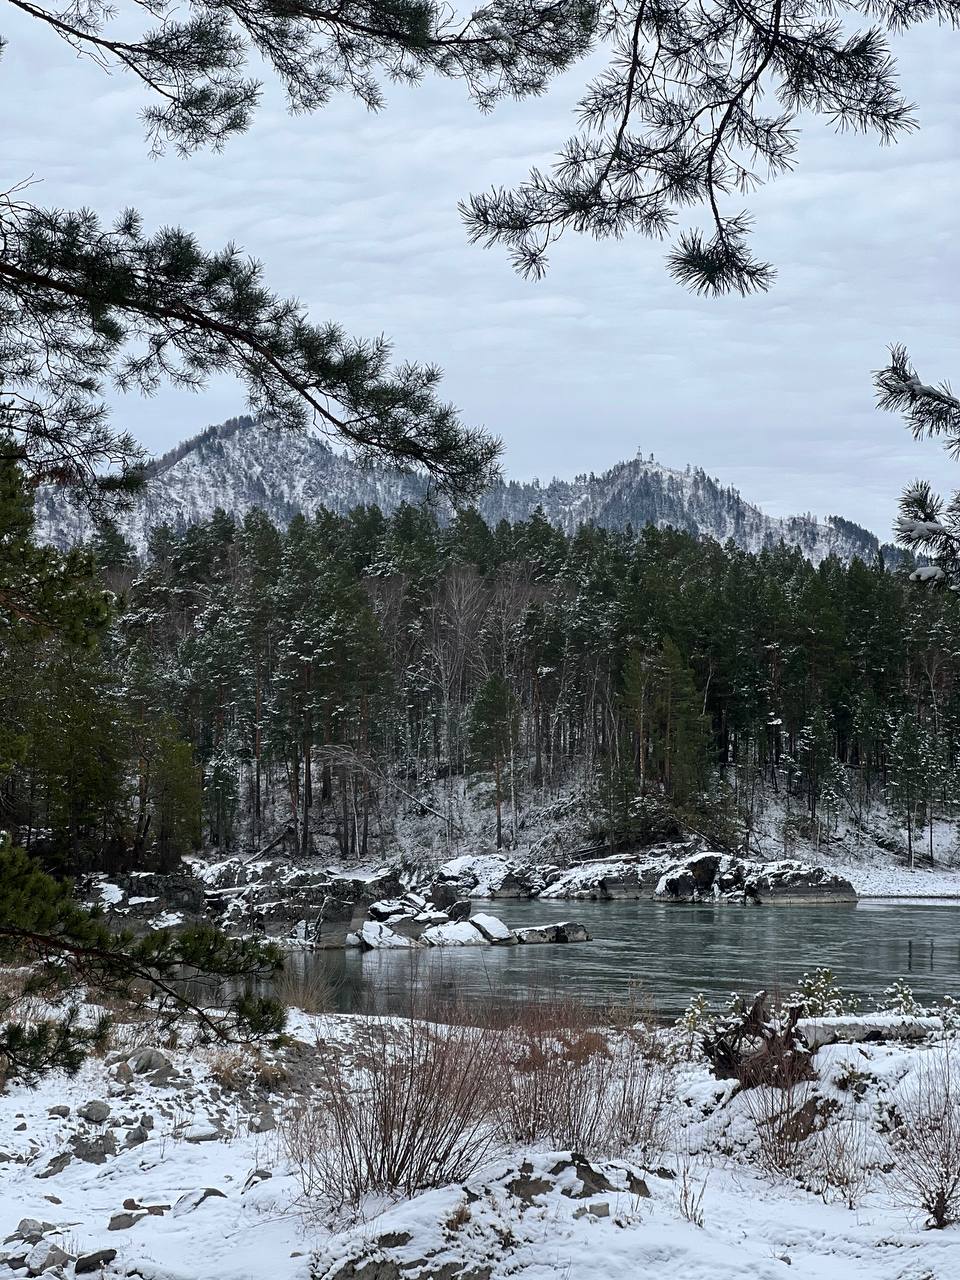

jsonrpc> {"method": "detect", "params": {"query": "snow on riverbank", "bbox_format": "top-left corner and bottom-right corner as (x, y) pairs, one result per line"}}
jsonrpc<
(2, 1006), (960, 1279)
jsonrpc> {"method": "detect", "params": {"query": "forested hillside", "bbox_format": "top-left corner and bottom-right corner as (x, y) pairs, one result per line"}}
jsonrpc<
(5, 453), (957, 876)
(34, 416), (897, 566)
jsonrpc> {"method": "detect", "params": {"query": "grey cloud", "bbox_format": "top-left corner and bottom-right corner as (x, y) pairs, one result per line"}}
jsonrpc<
(4, 12), (959, 538)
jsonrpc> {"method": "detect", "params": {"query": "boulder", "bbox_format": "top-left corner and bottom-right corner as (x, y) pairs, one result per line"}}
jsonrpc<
(72, 1132), (118, 1164)
(126, 1047), (173, 1076)
(554, 921), (591, 943)
(79, 1100), (111, 1124)
(75, 1250), (118, 1275)
(421, 921), (488, 946)
(367, 898), (409, 921)
(469, 913), (515, 944)
(745, 861), (857, 905)
(173, 1188), (227, 1216)
(107, 1211), (146, 1231)
(514, 921), (590, 944)
(358, 920), (418, 950)
(25, 1241), (72, 1275)
(431, 854), (540, 900)
(514, 924), (555, 944)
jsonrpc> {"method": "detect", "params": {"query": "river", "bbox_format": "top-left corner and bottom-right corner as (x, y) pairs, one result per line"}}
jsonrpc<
(286, 898), (960, 1019)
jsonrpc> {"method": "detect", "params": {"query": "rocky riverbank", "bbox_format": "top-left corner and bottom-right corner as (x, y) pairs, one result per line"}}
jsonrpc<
(1, 1001), (958, 1280)
(432, 849), (857, 906)
(83, 844), (855, 951)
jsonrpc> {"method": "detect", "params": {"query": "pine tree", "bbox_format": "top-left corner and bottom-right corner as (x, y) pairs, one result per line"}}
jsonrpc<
(876, 346), (960, 584)
(887, 710), (927, 869)
(0, 840), (284, 1085)
(463, 1), (934, 294)
(468, 674), (519, 849)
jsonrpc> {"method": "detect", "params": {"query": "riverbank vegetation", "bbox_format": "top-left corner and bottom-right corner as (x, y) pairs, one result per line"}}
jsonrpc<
(2, 966), (960, 1278)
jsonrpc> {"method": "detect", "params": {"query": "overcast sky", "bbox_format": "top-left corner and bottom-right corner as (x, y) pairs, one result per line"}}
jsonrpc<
(5, 14), (959, 537)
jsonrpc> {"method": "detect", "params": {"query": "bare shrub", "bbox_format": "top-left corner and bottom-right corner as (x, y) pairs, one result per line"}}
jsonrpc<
(743, 1079), (824, 1179)
(283, 1011), (504, 1209)
(808, 1113), (875, 1209)
(887, 1047), (960, 1229)
(496, 997), (670, 1159)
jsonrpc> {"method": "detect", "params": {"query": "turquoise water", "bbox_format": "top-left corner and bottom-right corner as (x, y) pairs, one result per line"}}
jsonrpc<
(289, 898), (960, 1019)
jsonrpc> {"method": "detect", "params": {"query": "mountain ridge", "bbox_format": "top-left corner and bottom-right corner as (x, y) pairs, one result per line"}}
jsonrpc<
(34, 415), (898, 565)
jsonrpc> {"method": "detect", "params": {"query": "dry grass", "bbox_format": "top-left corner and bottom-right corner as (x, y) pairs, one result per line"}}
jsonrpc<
(274, 965), (338, 1015)
(493, 995), (670, 1159)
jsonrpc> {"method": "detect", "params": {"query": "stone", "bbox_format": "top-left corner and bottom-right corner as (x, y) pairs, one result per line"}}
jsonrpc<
(37, 1153), (71, 1179)
(71, 1131), (118, 1164)
(107, 1211), (146, 1231)
(112, 1062), (134, 1084)
(573, 1201), (609, 1219)
(182, 1123), (221, 1143)
(172, 1187), (226, 1216)
(421, 920), (488, 946)
(554, 921), (591, 943)
(514, 922), (590, 944)
(367, 898), (409, 921)
(469, 913), (515, 944)
(448, 899), (472, 922)
(46, 1106), (70, 1119)
(248, 1108), (276, 1134)
(514, 924), (556, 944)
(79, 1100), (111, 1124)
(127, 1047), (174, 1076)
(75, 1249), (118, 1275)
(16, 1219), (52, 1238)
(242, 1168), (272, 1193)
(25, 1240), (71, 1275)
(357, 920), (417, 950)
(125, 1125), (150, 1147)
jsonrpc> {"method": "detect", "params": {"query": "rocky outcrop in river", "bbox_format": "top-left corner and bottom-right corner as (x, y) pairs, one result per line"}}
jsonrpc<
(436, 848), (856, 906)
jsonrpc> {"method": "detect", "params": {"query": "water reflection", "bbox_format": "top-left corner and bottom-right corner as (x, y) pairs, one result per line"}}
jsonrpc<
(282, 898), (960, 1019)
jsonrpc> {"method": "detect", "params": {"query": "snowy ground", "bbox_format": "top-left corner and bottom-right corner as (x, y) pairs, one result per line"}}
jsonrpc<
(2, 1004), (960, 1280)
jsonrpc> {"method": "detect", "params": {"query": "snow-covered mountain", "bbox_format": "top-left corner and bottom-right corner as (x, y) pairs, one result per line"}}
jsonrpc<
(35, 415), (894, 564)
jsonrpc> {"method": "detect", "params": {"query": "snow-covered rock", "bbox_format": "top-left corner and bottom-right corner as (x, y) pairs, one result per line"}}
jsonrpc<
(653, 854), (856, 905)
(431, 854), (545, 900)
(470, 913), (516, 944)
(421, 921), (488, 947)
(515, 922), (591, 944)
(357, 921), (417, 950)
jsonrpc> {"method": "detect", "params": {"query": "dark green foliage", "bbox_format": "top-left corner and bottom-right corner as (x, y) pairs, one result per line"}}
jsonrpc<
(463, 0), (939, 293)
(0, 436), (110, 640)
(876, 346), (960, 584)
(0, 196), (499, 509)
(469, 674), (519, 847)
(0, 841), (285, 1085)
(12, 0), (597, 155)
